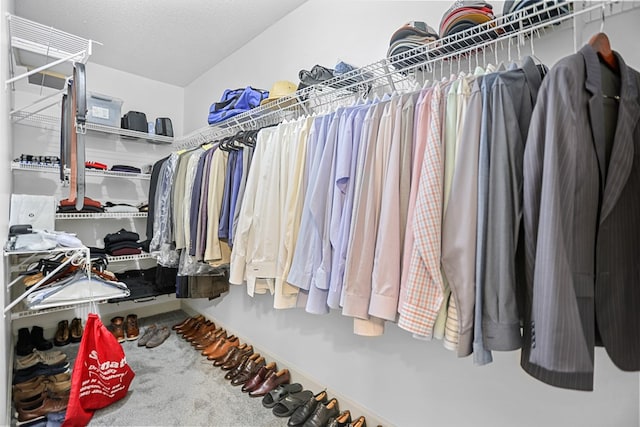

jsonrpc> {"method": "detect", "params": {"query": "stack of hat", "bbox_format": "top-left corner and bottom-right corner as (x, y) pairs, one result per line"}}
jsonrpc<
(439, 1), (496, 43)
(103, 228), (141, 256)
(502, 0), (570, 30)
(387, 21), (439, 69)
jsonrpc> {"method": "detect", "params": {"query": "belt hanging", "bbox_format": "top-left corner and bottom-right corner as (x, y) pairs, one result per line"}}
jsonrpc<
(73, 63), (87, 211)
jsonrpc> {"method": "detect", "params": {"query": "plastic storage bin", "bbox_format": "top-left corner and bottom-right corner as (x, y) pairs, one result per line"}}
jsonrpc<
(86, 92), (123, 127)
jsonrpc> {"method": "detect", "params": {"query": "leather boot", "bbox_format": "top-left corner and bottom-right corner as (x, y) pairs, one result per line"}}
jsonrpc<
(30, 326), (53, 351)
(16, 328), (35, 356)
(109, 317), (125, 343)
(70, 318), (83, 343)
(125, 314), (139, 340)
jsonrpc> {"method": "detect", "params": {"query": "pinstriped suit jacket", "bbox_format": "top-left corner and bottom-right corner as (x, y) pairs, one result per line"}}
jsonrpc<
(521, 45), (640, 391)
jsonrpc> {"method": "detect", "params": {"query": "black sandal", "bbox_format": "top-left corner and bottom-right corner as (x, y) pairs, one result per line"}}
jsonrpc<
(272, 390), (314, 417)
(262, 383), (303, 408)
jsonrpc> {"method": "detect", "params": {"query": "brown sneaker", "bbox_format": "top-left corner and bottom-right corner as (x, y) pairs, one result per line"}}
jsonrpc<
(109, 317), (125, 343)
(125, 314), (139, 341)
(70, 318), (83, 343)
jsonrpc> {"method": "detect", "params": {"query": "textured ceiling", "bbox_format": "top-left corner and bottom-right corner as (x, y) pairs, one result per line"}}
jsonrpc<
(15, 0), (308, 87)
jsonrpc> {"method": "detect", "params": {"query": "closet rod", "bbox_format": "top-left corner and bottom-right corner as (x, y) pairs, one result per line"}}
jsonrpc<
(176, 0), (638, 149)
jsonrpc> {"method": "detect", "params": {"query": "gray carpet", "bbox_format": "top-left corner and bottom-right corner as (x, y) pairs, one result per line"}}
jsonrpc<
(71, 310), (290, 427)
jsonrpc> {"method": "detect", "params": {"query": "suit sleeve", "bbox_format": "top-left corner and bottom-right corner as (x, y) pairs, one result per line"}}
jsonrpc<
(522, 67), (594, 374)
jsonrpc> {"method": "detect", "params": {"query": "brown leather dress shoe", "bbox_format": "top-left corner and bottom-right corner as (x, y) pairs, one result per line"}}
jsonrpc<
(175, 316), (205, 335)
(185, 322), (216, 343)
(16, 396), (69, 422)
(249, 368), (291, 397)
(205, 336), (239, 361)
(181, 319), (210, 340)
(200, 333), (229, 357)
(172, 315), (203, 331)
(213, 343), (251, 367)
(226, 353), (261, 381)
(242, 362), (277, 393)
(221, 345), (254, 370)
(194, 329), (226, 350)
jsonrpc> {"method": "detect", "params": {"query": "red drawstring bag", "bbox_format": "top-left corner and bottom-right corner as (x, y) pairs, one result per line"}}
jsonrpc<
(63, 313), (135, 427)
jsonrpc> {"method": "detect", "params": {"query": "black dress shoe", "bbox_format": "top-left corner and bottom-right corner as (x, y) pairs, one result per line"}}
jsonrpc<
(30, 326), (53, 351)
(303, 398), (339, 427)
(288, 390), (328, 427)
(16, 328), (35, 356)
(327, 410), (351, 427)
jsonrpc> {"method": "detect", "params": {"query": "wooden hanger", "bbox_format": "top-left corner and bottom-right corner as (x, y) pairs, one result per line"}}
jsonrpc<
(589, 32), (618, 73)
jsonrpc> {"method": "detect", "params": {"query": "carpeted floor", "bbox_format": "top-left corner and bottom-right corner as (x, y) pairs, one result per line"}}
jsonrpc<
(72, 310), (289, 427)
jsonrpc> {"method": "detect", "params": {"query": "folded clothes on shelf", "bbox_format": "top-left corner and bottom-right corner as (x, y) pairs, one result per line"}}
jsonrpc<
(14, 154), (61, 165)
(104, 228), (139, 245)
(59, 197), (101, 208)
(7, 230), (82, 252)
(103, 202), (140, 213)
(103, 228), (142, 256)
(109, 247), (142, 256)
(58, 197), (102, 210)
(57, 205), (105, 214)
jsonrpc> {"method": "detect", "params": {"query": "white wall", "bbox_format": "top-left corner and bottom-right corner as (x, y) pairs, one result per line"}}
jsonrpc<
(13, 61), (185, 137)
(1, 1), (16, 422)
(183, 2), (640, 426)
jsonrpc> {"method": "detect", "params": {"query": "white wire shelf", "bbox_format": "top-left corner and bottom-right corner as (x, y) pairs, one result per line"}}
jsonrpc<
(11, 111), (174, 144)
(6, 13), (96, 88)
(10, 300), (107, 320)
(175, 0), (639, 149)
(55, 212), (147, 220)
(3, 245), (87, 257)
(11, 162), (151, 180)
(107, 253), (153, 263)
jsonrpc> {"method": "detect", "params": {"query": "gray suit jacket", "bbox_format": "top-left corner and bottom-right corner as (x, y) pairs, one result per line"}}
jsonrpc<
(521, 44), (640, 391)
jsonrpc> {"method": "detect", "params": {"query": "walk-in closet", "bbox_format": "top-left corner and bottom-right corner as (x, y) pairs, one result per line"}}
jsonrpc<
(1, 1), (639, 426)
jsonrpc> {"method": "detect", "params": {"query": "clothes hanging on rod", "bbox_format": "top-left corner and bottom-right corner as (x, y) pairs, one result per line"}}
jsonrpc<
(230, 117), (314, 309)
(147, 128), (266, 300)
(227, 58), (547, 345)
(144, 43), (638, 391)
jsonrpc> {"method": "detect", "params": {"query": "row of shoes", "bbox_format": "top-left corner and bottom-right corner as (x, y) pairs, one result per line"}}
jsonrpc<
(16, 321), (84, 356)
(173, 315), (371, 427)
(12, 349), (71, 425)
